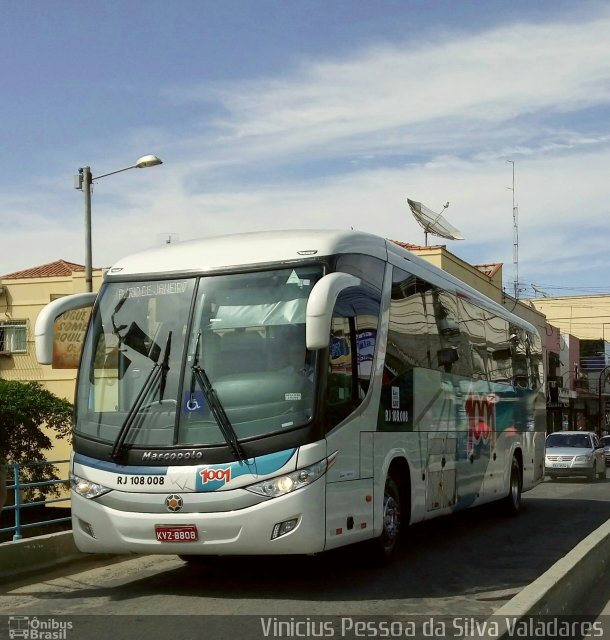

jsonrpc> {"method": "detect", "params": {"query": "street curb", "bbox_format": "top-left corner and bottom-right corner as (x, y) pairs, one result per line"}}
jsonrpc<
(0, 530), (87, 584)
(485, 516), (610, 637)
(2, 516), (610, 613)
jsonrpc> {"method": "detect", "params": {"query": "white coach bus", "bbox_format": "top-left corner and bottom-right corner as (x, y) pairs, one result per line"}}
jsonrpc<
(35, 229), (545, 562)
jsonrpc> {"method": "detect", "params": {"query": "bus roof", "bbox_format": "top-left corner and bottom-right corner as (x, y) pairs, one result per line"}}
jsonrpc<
(106, 229), (388, 276)
(105, 228), (537, 334)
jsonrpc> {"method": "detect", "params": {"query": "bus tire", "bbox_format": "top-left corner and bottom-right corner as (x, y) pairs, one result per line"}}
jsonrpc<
(502, 456), (522, 517)
(370, 476), (402, 564)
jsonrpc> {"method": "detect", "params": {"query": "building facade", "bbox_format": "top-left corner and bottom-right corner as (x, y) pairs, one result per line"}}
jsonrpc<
(527, 295), (610, 434)
(0, 260), (103, 461)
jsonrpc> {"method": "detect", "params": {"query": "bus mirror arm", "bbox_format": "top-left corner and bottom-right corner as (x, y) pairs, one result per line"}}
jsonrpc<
(35, 292), (97, 364)
(306, 273), (361, 350)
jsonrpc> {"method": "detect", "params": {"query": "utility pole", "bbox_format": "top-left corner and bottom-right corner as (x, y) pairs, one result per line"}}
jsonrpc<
(507, 160), (519, 299)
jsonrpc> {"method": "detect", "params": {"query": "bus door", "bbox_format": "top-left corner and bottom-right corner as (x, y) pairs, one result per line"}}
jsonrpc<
(322, 259), (383, 550)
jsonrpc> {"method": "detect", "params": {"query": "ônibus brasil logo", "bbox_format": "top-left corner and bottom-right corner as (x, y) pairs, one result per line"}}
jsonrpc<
(8, 616), (73, 639)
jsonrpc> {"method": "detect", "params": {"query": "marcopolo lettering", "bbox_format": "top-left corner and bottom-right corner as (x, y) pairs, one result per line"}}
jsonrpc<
(141, 450), (204, 461)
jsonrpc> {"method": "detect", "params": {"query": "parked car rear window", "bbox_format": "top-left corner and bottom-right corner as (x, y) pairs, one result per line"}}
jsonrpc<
(546, 433), (592, 448)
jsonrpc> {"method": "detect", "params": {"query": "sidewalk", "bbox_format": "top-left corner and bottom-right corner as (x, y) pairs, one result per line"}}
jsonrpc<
(480, 516), (610, 639)
(0, 530), (96, 583)
(2, 517), (610, 616)
(496, 516), (610, 617)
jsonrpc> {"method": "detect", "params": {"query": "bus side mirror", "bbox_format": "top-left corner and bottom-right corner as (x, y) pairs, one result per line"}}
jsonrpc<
(35, 292), (97, 364)
(305, 272), (361, 350)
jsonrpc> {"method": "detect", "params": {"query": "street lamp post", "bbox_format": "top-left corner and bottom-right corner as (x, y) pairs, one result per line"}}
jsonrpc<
(74, 155), (163, 292)
(598, 364), (610, 435)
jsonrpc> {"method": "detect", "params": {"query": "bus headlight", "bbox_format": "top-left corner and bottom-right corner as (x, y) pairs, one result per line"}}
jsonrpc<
(70, 473), (111, 499)
(245, 454), (336, 498)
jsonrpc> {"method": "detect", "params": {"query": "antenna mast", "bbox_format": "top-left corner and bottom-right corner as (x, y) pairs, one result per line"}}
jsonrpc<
(507, 160), (519, 299)
(425, 202), (450, 246)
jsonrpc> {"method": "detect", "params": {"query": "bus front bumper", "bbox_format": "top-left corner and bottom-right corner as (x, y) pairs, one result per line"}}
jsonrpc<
(71, 480), (327, 556)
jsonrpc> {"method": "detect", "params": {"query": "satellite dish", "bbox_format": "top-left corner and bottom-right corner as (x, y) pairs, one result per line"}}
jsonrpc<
(407, 198), (464, 246)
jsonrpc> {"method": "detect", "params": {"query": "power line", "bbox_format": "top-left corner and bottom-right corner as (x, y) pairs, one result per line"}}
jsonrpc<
(529, 283), (610, 294)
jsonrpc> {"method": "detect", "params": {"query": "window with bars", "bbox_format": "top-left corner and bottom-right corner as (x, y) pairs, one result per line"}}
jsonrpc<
(0, 320), (27, 354)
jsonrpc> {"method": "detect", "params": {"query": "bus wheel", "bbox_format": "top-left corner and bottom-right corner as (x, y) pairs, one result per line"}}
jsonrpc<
(370, 476), (402, 564)
(502, 456), (522, 517)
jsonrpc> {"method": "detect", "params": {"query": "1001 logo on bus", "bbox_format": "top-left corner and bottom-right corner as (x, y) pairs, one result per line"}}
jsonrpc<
(465, 394), (496, 457)
(199, 467), (232, 484)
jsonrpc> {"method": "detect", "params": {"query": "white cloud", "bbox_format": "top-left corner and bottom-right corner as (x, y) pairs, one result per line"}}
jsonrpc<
(3, 4), (610, 298)
(185, 8), (610, 166)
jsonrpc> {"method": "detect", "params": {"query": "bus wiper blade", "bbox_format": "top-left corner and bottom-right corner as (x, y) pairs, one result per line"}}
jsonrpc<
(191, 358), (246, 462)
(111, 290), (130, 341)
(189, 332), (202, 401)
(111, 333), (172, 459)
(158, 331), (172, 401)
(111, 363), (161, 459)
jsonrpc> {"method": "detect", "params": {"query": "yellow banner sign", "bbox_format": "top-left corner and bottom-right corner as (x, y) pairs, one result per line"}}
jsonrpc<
(52, 307), (92, 369)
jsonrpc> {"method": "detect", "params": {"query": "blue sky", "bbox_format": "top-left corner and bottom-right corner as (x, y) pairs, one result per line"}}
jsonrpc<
(2, 0), (610, 298)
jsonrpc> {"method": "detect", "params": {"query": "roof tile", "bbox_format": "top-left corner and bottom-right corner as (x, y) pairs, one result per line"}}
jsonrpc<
(474, 263), (502, 278)
(2, 259), (86, 279)
(390, 239), (445, 251)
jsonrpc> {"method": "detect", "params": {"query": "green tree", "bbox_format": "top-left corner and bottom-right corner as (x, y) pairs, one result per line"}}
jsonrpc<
(0, 380), (72, 504)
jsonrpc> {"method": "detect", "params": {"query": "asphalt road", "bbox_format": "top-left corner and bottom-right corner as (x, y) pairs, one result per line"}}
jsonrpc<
(1, 474), (609, 639)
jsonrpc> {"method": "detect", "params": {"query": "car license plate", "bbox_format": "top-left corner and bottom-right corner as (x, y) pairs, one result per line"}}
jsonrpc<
(552, 463), (569, 468)
(155, 525), (198, 542)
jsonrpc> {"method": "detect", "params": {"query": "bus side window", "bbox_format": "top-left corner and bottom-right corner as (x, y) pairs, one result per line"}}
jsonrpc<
(328, 318), (354, 410)
(509, 325), (529, 388)
(427, 289), (472, 377)
(457, 297), (488, 380)
(324, 283), (380, 430)
(486, 315), (513, 384)
(527, 330), (544, 389)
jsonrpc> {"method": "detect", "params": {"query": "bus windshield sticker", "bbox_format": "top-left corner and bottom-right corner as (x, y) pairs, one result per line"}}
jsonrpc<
(116, 282), (189, 299)
(392, 387), (400, 409)
(286, 270), (309, 287)
(183, 390), (205, 413)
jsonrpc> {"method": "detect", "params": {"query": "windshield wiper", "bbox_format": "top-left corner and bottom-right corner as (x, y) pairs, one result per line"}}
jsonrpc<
(159, 331), (172, 401)
(110, 290), (130, 342)
(111, 332), (171, 460)
(189, 332), (246, 462)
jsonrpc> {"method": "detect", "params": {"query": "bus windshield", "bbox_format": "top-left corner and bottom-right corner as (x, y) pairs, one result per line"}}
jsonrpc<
(75, 266), (323, 450)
